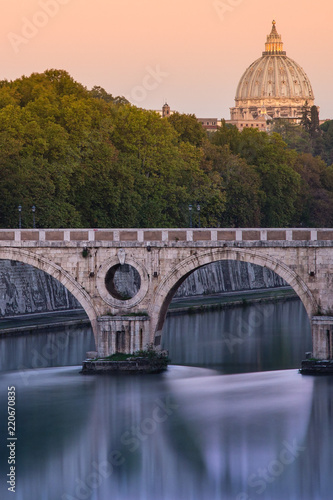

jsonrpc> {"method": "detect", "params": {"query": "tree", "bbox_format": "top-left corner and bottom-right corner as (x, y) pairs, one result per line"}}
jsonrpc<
(271, 119), (312, 154)
(293, 154), (333, 227)
(201, 140), (260, 227)
(211, 120), (240, 153)
(167, 112), (206, 147)
(235, 130), (301, 226)
(320, 120), (333, 166)
(89, 85), (128, 105)
(301, 101), (311, 133)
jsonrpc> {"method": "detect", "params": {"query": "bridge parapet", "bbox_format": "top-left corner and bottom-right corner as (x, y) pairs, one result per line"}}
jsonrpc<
(1, 228), (333, 246)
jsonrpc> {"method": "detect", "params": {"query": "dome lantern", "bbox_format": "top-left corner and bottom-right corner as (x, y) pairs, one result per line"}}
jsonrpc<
(263, 20), (286, 56)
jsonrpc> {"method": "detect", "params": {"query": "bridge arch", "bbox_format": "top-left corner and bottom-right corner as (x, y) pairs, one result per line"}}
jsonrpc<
(150, 247), (317, 344)
(0, 248), (98, 339)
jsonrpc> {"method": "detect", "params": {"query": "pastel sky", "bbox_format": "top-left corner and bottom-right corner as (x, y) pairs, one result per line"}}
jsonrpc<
(1, 0), (332, 119)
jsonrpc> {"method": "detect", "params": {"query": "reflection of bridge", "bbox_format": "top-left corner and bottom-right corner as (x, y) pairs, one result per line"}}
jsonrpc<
(1, 227), (333, 359)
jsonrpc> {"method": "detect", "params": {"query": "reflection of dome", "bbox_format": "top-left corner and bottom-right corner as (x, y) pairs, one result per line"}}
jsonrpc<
(229, 21), (316, 128)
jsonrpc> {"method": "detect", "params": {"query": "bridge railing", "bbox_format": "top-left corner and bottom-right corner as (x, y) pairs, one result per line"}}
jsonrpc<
(0, 228), (333, 244)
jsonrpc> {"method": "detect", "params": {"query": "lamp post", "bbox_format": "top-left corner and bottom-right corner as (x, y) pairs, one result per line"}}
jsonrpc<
(18, 205), (22, 229)
(32, 205), (36, 229)
(189, 204), (192, 228)
(197, 203), (201, 228)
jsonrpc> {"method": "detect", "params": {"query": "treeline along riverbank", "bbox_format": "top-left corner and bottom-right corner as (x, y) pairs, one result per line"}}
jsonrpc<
(1, 70), (333, 230)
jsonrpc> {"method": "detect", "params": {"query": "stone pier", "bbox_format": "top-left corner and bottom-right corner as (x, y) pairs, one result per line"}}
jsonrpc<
(312, 317), (333, 360)
(96, 316), (151, 357)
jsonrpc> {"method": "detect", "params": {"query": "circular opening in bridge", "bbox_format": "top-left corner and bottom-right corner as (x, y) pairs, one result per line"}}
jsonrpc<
(105, 264), (141, 301)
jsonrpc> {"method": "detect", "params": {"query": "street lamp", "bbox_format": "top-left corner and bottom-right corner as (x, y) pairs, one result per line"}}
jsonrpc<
(18, 205), (22, 229)
(32, 205), (36, 229)
(197, 203), (201, 228)
(188, 204), (192, 228)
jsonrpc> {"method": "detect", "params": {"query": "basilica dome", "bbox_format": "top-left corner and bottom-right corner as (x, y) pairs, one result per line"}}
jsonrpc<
(229, 21), (315, 126)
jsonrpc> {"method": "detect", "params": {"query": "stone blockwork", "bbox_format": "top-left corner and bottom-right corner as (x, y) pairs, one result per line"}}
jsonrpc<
(0, 260), (81, 316)
(312, 317), (333, 359)
(108, 260), (286, 299)
(1, 227), (330, 243)
(97, 316), (150, 358)
(1, 228), (333, 359)
(175, 260), (286, 297)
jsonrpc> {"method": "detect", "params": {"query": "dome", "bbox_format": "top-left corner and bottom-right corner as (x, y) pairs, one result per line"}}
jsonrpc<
(230, 21), (316, 125)
(236, 54), (314, 101)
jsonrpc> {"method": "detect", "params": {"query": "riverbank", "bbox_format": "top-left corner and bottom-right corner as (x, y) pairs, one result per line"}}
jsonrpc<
(0, 309), (90, 337)
(0, 286), (297, 336)
(167, 286), (297, 316)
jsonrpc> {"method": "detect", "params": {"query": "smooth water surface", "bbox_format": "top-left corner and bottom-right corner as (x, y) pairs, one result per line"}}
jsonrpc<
(0, 299), (332, 500)
(163, 298), (312, 372)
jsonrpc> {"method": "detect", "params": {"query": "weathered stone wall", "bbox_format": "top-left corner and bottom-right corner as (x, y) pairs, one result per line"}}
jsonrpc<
(0, 260), (81, 317)
(113, 261), (287, 299)
(0, 259), (286, 318)
(174, 260), (286, 297)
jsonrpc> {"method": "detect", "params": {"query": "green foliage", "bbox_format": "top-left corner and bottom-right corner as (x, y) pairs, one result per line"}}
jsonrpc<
(0, 69), (333, 230)
(243, 131), (300, 227)
(132, 343), (169, 362)
(320, 120), (333, 166)
(88, 85), (129, 105)
(167, 112), (206, 147)
(292, 154), (333, 227)
(99, 353), (130, 361)
(271, 120), (312, 154)
(98, 344), (169, 364)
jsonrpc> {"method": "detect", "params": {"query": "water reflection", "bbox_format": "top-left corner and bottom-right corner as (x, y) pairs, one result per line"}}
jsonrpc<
(0, 300), (331, 500)
(163, 298), (312, 372)
(0, 324), (95, 371)
(1, 366), (329, 500)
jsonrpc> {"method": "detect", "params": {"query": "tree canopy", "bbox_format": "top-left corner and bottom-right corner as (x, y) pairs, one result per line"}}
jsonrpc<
(0, 69), (332, 229)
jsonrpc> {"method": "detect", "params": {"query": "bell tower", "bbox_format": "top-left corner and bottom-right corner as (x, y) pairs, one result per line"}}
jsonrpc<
(162, 102), (171, 118)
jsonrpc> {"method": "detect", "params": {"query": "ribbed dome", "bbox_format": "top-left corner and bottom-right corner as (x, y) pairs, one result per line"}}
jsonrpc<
(236, 54), (314, 101)
(235, 21), (314, 102)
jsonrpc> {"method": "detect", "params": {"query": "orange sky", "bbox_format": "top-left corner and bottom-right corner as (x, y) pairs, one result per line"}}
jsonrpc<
(1, 0), (332, 119)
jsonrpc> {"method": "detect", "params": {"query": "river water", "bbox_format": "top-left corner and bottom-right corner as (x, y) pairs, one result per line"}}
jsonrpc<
(0, 298), (332, 500)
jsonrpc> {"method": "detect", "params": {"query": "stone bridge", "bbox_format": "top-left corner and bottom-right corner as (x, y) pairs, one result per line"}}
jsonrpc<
(1, 227), (333, 360)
